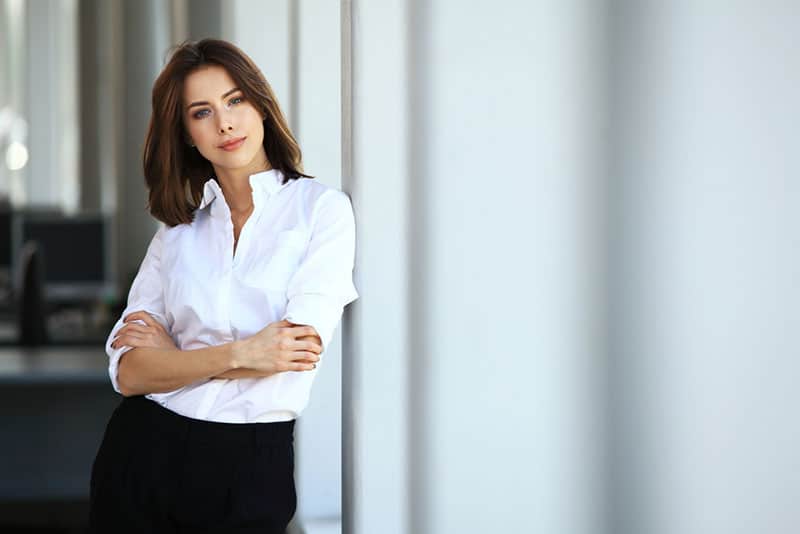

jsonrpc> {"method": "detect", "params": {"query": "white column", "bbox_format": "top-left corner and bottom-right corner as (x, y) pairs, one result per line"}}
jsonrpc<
(24, 0), (79, 212)
(0, 0), (26, 203)
(117, 0), (171, 284)
(347, 1), (608, 532)
(345, 0), (412, 531)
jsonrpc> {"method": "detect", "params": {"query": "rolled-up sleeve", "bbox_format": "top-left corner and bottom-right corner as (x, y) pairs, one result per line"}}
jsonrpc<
(104, 224), (168, 394)
(281, 190), (360, 354)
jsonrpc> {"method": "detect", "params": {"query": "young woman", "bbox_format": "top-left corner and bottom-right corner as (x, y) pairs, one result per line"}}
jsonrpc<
(87, 38), (359, 533)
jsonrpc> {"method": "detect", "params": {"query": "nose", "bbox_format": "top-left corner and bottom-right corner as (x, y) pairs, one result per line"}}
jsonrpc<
(217, 110), (234, 134)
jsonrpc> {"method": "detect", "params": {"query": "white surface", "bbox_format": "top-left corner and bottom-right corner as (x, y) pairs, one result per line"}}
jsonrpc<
(610, 3), (800, 534)
(348, 1), (607, 533)
(346, 0), (412, 532)
(24, 0), (79, 212)
(301, 517), (341, 534)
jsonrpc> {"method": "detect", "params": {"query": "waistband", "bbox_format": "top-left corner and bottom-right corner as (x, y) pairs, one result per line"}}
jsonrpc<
(117, 395), (295, 447)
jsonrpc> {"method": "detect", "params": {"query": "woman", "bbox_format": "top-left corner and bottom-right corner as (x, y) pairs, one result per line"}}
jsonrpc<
(87, 38), (359, 533)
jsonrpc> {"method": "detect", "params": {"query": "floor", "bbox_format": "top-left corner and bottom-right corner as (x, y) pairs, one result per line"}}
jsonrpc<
(0, 499), (88, 532)
(0, 500), (311, 533)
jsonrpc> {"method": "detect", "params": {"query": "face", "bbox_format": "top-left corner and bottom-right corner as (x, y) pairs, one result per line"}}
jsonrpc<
(182, 64), (269, 176)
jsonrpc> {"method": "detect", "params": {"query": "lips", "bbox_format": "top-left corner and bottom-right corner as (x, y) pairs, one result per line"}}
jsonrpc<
(218, 136), (246, 150)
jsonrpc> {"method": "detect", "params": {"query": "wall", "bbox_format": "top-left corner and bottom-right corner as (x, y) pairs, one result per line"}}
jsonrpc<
(609, 2), (800, 533)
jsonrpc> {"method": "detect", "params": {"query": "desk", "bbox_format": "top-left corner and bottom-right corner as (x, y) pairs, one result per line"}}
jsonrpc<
(0, 345), (119, 528)
(0, 346), (109, 384)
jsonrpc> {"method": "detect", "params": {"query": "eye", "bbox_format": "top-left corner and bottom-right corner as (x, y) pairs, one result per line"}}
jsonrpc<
(192, 109), (210, 119)
(229, 96), (244, 105)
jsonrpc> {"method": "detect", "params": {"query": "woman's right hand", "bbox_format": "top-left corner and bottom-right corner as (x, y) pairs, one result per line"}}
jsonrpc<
(232, 319), (322, 373)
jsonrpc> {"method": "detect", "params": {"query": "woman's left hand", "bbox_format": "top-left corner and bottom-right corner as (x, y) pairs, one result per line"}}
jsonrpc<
(110, 310), (177, 351)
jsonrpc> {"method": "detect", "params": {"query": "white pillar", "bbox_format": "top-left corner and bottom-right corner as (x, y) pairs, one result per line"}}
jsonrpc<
(345, 0), (412, 530)
(117, 0), (171, 283)
(347, 1), (608, 532)
(24, 0), (79, 212)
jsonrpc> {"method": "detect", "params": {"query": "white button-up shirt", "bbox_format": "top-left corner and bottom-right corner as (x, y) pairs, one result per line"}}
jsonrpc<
(104, 169), (359, 423)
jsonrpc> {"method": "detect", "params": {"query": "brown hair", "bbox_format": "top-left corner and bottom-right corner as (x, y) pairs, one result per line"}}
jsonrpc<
(143, 38), (313, 227)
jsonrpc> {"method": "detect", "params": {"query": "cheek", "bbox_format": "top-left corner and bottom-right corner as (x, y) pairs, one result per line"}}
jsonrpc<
(188, 122), (214, 145)
(245, 114), (265, 142)
(239, 107), (263, 129)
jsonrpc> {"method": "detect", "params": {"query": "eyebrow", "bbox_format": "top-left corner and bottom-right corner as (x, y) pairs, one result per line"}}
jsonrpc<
(186, 87), (241, 110)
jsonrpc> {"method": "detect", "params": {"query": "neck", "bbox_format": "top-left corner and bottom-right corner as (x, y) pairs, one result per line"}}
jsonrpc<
(213, 156), (272, 214)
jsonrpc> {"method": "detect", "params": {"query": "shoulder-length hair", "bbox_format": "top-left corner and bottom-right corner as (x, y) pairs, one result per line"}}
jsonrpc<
(143, 38), (313, 227)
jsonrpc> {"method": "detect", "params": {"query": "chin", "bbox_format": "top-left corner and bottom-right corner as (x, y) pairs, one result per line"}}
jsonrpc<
(216, 151), (259, 169)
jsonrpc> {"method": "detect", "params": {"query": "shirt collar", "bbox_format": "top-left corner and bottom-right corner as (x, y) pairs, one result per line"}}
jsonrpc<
(198, 168), (288, 213)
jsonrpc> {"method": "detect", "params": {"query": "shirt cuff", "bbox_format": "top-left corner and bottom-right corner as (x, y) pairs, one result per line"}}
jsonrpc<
(106, 344), (133, 395)
(281, 293), (346, 355)
(105, 316), (159, 395)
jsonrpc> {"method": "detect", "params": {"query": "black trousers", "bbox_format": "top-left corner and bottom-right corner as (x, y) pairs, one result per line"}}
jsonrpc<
(87, 395), (296, 533)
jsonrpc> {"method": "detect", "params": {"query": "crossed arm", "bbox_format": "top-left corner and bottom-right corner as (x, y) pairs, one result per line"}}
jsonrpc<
(111, 310), (322, 381)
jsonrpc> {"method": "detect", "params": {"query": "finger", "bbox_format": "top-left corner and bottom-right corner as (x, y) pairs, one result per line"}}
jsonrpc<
(289, 351), (321, 363)
(118, 324), (150, 337)
(111, 333), (146, 349)
(297, 335), (323, 353)
(123, 311), (156, 327)
(298, 339), (323, 355)
(284, 339), (322, 355)
(291, 361), (316, 371)
(289, 325), (319, 339)
(111, 335), (128, 349)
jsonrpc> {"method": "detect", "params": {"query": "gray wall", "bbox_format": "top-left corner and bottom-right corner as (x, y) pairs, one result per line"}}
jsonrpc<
(609, 2), (800, 534)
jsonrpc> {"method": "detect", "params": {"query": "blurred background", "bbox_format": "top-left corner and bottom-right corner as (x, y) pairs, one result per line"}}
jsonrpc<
(0, 1), (798, 533)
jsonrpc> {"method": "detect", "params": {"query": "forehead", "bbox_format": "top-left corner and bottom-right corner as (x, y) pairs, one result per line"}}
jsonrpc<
(182, 65), (237, 102)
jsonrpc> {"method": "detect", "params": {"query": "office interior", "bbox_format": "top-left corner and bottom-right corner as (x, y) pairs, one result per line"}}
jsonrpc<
(1, 1), (337, 532)
(0, 204), (116, 347)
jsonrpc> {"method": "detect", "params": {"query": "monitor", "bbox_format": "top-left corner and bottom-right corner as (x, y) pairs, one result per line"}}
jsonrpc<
(16, 211), (117, 302)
